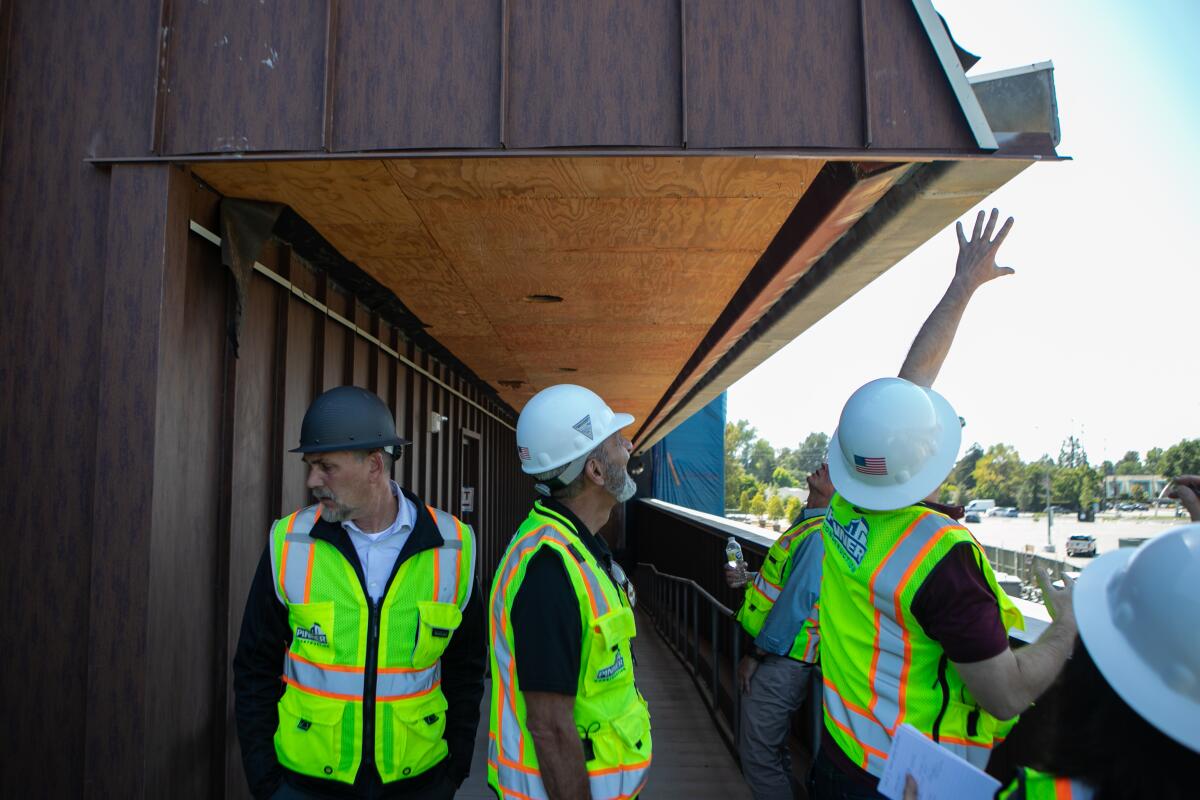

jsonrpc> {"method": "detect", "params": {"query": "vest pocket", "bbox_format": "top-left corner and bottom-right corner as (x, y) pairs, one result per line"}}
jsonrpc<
(592, 696), (652, 765)
(378, 691), (450, 781)
(411, 600), (463, 669)
(275, 688), (346, 780)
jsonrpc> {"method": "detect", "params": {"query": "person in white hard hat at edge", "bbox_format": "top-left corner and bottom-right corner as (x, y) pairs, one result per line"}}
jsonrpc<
(487, 385), (650, 800)
(810, 210), (1080, 800)
(902, 523), (1200, 800)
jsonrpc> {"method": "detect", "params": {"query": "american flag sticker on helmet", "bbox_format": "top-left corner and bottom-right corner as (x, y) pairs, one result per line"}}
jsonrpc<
(518, 446), (531, 461)
(854, 455), (887, 475)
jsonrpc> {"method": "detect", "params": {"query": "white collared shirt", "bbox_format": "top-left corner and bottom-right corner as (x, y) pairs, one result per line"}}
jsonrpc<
(342, 481), (416, 602)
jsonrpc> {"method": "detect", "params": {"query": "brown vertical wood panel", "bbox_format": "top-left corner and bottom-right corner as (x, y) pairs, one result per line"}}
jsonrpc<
(0, 4), (170, 793)
(332, 0), (502, 151)
(405, 339), (421, 492)
(223, 260), (283, 799)
(352, 301), (370, 385)
(861, 0), (974, 150)
(281, 265), (318, 513)
(85, 164), (190, 798)
(162, 0), (328, 154)
(506, 0), (682, 147)
(143, 212), (227, 800)
(684, 0), (863, 148)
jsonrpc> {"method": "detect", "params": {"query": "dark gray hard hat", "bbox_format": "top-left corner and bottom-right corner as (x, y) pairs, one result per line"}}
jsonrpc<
(291, 386), (409, 454)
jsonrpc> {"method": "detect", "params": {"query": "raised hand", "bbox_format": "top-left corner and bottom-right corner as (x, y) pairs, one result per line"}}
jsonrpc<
(954, 208), (1015, 293)
(806, 464), (834, 509)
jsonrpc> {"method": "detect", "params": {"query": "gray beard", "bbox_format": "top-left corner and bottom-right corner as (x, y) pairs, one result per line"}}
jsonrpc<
(604, 460), (637, 504)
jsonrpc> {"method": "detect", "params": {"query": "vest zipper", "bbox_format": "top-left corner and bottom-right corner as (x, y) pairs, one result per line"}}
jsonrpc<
(931, 652), (950, 743)
(362, 598), (382, 776)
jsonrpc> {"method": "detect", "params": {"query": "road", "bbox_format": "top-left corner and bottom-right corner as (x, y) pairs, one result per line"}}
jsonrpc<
(964, 511), (1187, 569)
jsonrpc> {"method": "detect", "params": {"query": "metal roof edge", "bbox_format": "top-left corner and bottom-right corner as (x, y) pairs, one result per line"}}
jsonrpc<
(911, 0), (1000, 151)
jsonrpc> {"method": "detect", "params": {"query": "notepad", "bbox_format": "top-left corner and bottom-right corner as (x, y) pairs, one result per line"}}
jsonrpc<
(877, 723), (1001, 800)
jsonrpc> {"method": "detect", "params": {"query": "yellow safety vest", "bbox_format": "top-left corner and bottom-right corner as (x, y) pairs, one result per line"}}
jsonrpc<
(997, 767), (1094, 799)
(736, 515), (822, 662)
(819, 493), (1023, 777)
(488, 500), (652, 799)
(269, 502), (474, 784)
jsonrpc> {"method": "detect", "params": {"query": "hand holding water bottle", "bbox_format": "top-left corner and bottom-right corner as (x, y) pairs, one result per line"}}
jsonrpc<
(723, 536), (750, 588)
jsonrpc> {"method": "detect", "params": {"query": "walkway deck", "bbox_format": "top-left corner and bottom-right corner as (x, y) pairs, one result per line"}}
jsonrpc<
(458, 610), (751, 799)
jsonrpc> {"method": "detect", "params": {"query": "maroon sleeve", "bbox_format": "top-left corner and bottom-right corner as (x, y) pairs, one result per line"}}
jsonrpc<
(910, 541), (1009, 663)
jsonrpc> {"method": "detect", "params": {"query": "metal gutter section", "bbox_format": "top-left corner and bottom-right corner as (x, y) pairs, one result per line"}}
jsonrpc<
(970, 61), (1061, 147)
(635, 155), (1035, 453)
(910, 0), (999, 151)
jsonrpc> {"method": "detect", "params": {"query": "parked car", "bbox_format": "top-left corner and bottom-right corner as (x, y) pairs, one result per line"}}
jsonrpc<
(1001, 507), (1019, 517)
(964, 512), (982, 524)
(965, 499), (996, 515)
(1065, 534), (1097, 557)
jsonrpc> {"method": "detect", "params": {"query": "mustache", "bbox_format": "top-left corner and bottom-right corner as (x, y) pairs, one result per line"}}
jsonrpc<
(312, 489), (336, 501)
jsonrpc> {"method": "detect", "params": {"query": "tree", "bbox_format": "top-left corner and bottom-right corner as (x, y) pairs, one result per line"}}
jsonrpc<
(767, 493), (785, 522)
(749, 491), (767, 521)
(1113, 450), (1142, 475)
(951, 443), (984, 496)
(1058, 435), (1089, 469)
(1052, 465), (1099, 512)
(738, 488), (755, 514)
(1130, 484), (1148, 502)
(938, 482), (960, 505)
(1100, 460), (1115, 477)
(725, 419), (758, 510)
(725, 419), (758, 468)
(1144, 447), (1165, 474)
(1160, 439), (1200, 479)
(784, 496), (802, 522)
(1018, 457), (1054, 512)
(793, 432), (830, 474)
(972, 443), (1023, 506)
(748, 438), (777, 484)
(1078, 468), (1100, 510)
(772, 466), (797, 487)
(724, 458), (747, 509)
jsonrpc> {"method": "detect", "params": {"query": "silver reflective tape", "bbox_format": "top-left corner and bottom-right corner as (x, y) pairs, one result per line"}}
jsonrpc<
(377, 662), (440, 700)
(285, 654), (365, 699)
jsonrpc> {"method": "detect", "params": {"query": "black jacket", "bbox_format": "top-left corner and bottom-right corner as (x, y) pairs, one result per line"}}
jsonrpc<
(233, 488), (487, 799)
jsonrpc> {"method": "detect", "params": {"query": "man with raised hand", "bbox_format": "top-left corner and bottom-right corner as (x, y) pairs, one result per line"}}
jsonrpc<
(811, 211), (1079, 800)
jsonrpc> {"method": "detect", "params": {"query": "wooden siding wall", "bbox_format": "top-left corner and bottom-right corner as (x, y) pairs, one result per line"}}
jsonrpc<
(87, 0), (971, 158)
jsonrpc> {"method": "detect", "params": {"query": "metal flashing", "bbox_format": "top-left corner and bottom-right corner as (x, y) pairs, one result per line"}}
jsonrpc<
(910, 0), (999, 151)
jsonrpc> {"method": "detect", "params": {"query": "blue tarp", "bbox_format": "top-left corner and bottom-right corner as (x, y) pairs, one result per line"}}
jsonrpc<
(650, 393), (725, 516)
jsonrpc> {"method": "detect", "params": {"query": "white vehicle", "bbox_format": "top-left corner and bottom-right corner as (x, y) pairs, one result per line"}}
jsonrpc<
(965, 499), (996, 515)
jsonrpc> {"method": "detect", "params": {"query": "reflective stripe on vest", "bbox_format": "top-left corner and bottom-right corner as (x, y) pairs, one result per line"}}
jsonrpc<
(997, 768), (1095, 800)
(489, 505), (652, 799)
(427, 505), (475, 610)
(819, 495), (1022, 778)
(491, 525), (613, 771)
(272, 505), (324, 605)
(738, 515), (823, 661)
(866, 511), (957, 734)
(488, 738), (651, 800)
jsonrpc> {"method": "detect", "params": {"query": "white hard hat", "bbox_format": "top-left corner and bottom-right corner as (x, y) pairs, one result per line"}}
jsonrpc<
(1073, 524), (1200, 752)
(516, 384), (634, 493)
(827, 377), (961, 511)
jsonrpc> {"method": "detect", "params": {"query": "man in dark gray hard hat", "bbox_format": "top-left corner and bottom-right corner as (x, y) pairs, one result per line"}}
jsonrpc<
(234, 386), (486, 800)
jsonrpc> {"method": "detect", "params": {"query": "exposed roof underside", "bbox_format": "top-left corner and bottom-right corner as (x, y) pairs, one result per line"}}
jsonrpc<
(195, 157), (825, 436)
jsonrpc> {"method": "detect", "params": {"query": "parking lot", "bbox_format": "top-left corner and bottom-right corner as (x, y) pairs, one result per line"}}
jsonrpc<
(965, 510), (1186, 569)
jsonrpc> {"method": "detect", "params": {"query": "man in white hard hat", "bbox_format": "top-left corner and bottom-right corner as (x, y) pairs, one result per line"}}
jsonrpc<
(906, 524), (1200, 798)
(487, 385), (651, 800)
(811, 210), (1081, 800)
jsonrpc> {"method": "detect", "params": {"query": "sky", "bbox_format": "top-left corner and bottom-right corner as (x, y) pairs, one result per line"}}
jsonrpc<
(727, 0), (1200, 467)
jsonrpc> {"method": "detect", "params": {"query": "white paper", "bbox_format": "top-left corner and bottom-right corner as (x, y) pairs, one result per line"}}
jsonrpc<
(876, 723), (1001, 800)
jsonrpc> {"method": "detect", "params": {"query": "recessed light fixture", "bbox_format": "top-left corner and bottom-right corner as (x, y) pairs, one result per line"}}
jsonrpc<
(524, 294), (563, 303)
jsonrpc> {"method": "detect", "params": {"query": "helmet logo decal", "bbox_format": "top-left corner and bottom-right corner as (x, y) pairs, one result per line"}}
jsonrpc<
(853, 455), (888, 476)
(573, 414), (594, 440)
(827, 512), (869, 569)
(518, 446), (531, 462)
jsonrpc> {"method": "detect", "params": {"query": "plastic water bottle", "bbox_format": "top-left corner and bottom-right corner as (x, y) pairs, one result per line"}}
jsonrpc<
(725, 536), (744, 567)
